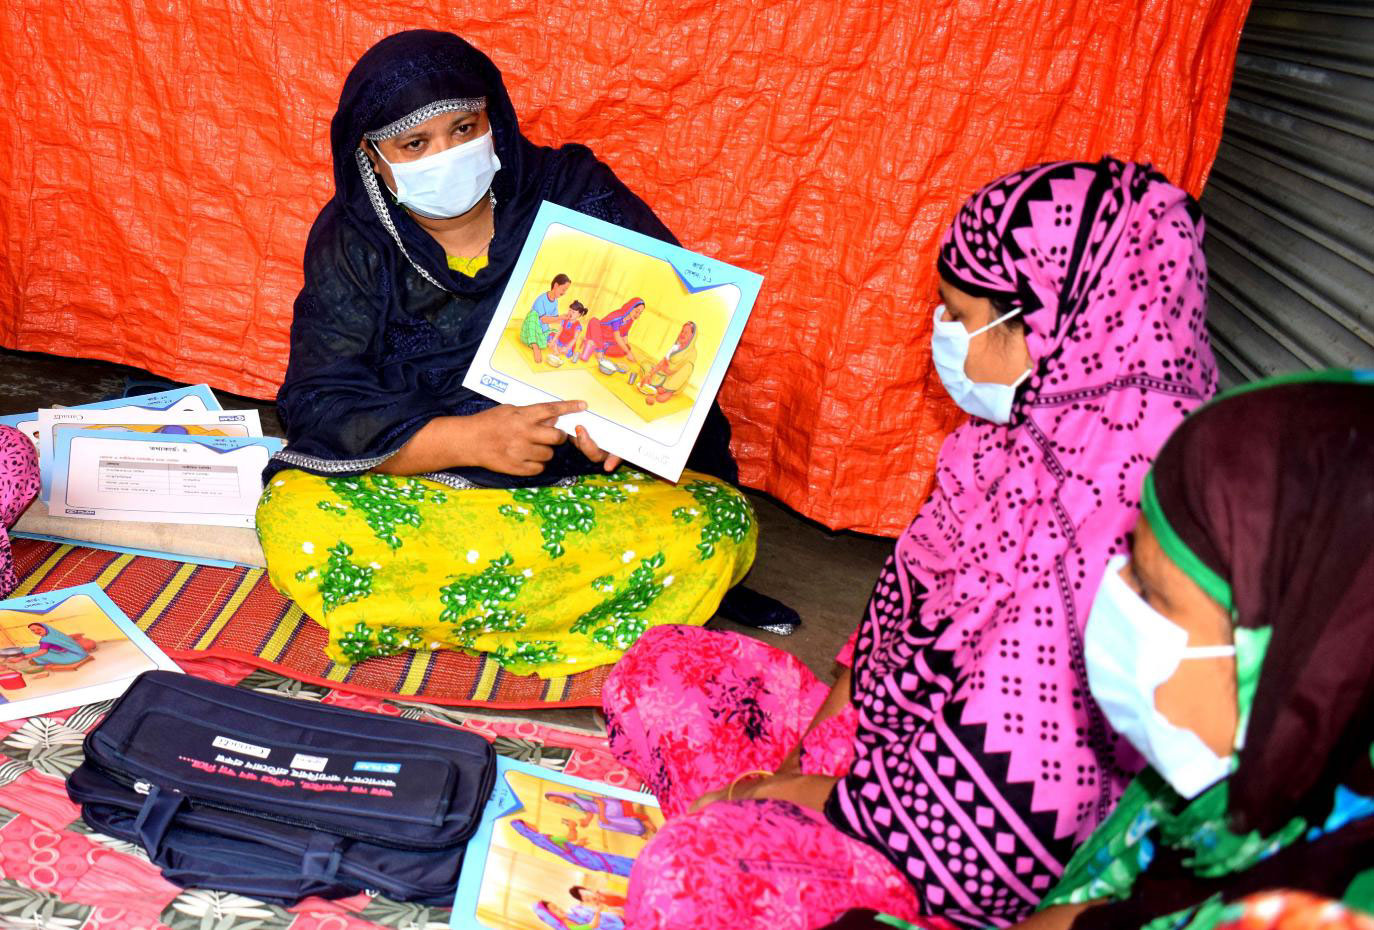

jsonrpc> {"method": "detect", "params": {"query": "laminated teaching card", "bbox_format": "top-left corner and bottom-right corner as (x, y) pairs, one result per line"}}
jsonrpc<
(452, 756), (663, 930)
(0, 584), (180, 722)
(47, 431), (283, 527)
(4, 384), (225, 499)
(0, 383), (221, 451)
(37, 407), (261, 502)
(463, 202), (762, 482)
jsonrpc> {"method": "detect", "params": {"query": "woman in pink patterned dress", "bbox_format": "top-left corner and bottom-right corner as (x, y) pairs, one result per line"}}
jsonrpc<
(603, 158), (1218, 930)
(0, 425), (40, 598)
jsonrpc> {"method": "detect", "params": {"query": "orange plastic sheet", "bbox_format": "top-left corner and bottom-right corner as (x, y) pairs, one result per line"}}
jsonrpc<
(0, 1), (1250, 535)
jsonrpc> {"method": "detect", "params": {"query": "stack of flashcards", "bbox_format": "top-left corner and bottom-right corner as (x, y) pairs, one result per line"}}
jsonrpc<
(1, 385), (282, 529)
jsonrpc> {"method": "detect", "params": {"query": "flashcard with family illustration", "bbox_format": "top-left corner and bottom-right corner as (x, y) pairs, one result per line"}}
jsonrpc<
(0, 583), (180, 721)
(463, 201), (762, 482)
(451, 756), (664, 930)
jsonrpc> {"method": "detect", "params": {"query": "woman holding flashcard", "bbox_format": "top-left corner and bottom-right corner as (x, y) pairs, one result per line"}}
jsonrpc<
(259, 30), (763, 676)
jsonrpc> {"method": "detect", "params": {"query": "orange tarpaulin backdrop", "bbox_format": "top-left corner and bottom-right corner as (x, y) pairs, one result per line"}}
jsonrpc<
(0, 1), (1249, 535)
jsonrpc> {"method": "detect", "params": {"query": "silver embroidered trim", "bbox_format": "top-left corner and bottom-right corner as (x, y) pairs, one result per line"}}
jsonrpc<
(363, 97), (488, 141)
(419, 472), (581, 491)
(271, 448), (398, 475)
(355, 150), (498, 293)
(418, 471), (479, 490)
(355, 148), (451, 294)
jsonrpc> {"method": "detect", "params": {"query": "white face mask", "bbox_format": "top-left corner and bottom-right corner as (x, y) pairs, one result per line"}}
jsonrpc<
(931, 304), (1032, 424)
(373, 130), (500, 220)
(1084, 554), (1236, 799)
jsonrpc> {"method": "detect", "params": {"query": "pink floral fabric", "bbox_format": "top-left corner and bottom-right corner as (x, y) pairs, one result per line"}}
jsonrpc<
(0, 424), (39, 597)
(604, 625), (933, 929)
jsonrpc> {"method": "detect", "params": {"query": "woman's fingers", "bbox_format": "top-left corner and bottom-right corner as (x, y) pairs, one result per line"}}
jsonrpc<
(525, 399), (586, 423)
(574, 425), (616, 466)
(527, 424), (567, 448)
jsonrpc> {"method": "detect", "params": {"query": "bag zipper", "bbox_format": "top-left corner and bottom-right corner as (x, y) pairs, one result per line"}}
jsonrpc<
(83, 758), (471, 851)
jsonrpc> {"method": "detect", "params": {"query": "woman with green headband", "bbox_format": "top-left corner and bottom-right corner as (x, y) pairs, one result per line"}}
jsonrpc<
(1008, 370), (1374, 930)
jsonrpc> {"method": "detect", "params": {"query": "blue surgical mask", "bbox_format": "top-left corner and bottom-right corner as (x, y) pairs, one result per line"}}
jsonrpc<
(374, 130), (500, 220)
(1084, 554), (1237, 799)
(931, 304), (1032, 424)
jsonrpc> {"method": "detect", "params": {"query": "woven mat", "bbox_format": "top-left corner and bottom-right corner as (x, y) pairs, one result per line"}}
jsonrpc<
(9, 538), (611, 709)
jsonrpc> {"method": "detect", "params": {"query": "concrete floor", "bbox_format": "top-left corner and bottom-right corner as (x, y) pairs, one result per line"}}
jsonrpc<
(0, 347), (894, 727)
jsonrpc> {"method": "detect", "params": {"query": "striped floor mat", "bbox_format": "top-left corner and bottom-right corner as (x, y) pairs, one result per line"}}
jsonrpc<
(9, 538), (610, 708)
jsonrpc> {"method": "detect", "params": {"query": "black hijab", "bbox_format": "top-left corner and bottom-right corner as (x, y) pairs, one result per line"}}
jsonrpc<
(272, 30), (737, 487)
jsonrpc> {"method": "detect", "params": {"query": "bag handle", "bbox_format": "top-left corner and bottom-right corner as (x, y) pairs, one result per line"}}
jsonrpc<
(134, 786), (184, 856)
(301, 831), (343, 883)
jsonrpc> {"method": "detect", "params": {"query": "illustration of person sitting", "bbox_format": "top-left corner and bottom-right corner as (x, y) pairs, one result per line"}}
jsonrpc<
(521, 273), (571, 364)
(510, 818), (634, 878)
(570, 886), (627, 915)
(640, 321), (697, 405)
(546, 300), (589, 367)
(534, 900), (624, 930)
(579, 298), (645, 371)
(19, 622), (92, 673)
(545, 791), (657, 838)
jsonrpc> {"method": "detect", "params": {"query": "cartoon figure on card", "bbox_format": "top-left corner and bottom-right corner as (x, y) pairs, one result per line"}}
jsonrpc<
(640, 321), (697, 405)
(510, 818), (634, 877)
(570, 885), (627, 915)
(545, 791), (657, 838)
(534, 900), (624, 930)
(10, 622), (94, 678)
(580, 298), (645, 372)
(546, 300), (589, 368)
(23, 623), (93, 668)
(521, 274), (571, 364)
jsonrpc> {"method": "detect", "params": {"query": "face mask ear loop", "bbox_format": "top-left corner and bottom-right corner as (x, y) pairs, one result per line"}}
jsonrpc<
(1180, 645), (1237, 660)
(969, 306), (1024, 338)
(365, 141), (401, 201)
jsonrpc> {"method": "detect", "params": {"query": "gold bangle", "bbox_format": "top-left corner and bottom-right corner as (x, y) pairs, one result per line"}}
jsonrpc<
(727, 769), (774, 802)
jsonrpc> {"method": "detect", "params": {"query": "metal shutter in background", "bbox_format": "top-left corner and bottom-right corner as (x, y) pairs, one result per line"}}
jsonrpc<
(1198, 1), (1374, 384)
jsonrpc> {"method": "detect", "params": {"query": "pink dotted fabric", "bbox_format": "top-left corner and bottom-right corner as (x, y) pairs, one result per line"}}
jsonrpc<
(832, 161), (1219, 927)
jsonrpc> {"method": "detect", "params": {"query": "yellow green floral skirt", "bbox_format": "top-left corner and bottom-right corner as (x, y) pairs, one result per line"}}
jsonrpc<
(255, 467), (756, 677)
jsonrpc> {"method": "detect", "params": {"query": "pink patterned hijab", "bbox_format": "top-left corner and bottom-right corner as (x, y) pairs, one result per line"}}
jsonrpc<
(827, 159), (1217, 926)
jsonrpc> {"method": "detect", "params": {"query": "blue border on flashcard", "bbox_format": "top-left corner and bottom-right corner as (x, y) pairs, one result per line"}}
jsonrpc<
(34, 385), (225, 500)
(3, 383), (220, 435)
(51, 429), (283, 517)
(7, 533), (242, 569)
(515, 201), (762, 306)
(0, 582), (169, 662)
(52, 429), (283, 476)
(450, 755), (661, 929)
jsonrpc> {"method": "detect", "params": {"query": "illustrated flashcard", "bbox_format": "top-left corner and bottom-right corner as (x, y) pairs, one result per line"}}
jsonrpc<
(15, 385), (225, 499)
(452, 756), (663, 930)
(38, 407), (261, 501)
(0, 583), (180, 722)
(463, 202), (761, 482)
(48, 430), (283, 527)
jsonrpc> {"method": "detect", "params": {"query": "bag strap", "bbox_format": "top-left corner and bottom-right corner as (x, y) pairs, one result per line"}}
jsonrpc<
(301, 831), (343, 883)
(134, 786), (184, 856)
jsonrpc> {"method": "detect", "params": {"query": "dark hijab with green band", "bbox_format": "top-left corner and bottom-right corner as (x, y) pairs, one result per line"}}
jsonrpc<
(1145, 368), (1374, 835)
(1047, 370), (1374, 930)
